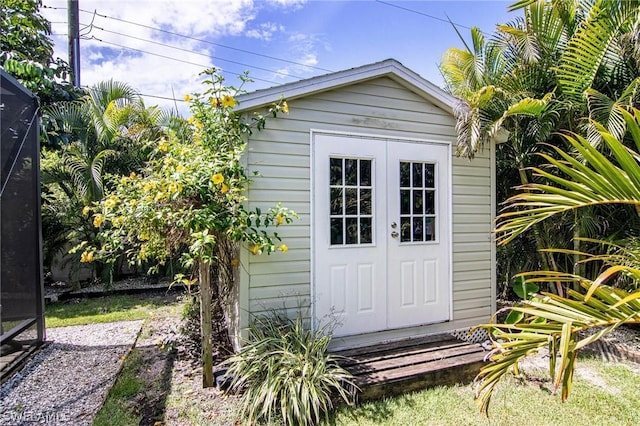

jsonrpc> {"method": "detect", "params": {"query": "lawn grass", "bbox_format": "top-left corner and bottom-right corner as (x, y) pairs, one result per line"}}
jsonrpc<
(45, 293), (182, 328)
(333, 357), (640, 426)
(45, 292), (639, 425)
(93, 349), (144, 426)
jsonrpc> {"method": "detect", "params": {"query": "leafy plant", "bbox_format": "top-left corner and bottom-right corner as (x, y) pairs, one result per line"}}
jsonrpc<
(82, 68), (296, 387)
(475, 277), (640, 415)
(441, 0), (640, 296)
(1, 0), (82, 105)
(224, 312), (358, 426)
(474, 107), (640, 414)
(504, 276), (540, 324)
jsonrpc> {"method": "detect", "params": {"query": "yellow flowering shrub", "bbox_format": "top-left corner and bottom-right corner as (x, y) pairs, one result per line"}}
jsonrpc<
(81, 68), (295, 273)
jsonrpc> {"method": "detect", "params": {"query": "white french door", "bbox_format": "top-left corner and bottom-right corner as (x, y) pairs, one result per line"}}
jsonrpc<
(313, 133), (450, 337)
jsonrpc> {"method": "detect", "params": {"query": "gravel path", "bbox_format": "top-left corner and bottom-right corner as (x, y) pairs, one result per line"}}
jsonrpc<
(0, 321), (143, 425)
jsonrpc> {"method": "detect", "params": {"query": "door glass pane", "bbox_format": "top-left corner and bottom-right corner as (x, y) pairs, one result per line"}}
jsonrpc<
(330, 158), (342, 185)
(345, 218), (358, 244)
(400, 190), (410, 215)
(360, 160), (371, 186)
(360, 218), (372, 244)
(413, 217), (424, 241)
(412, 163), (423, 187)
(400, 162), (410, 187)
(413, 190), (423, 214)
(345, 159), (358, 186)
(330, 157), (373, 246)
(331, 218), (343, 245)
(425, 164), (435, 188)
(360, 189), (371, 215)
(399, 161), (436, 243)
(400, 217), (411, 242)
(345, 188), (358, 215)
(330, 188), (343, 215)
(425, 190), (435, 215)
(425, 217), (435, 240)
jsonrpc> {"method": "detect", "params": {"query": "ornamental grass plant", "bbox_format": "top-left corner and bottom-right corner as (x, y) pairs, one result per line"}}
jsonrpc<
(224, 312), (358, 425)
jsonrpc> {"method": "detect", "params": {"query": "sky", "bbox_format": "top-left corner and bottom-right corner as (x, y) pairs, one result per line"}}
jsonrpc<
(41, 0), (522, 115)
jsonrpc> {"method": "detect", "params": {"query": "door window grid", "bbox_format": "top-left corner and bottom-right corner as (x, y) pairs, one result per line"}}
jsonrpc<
(399, 162), (436, 242)
(329, 157), (373, 246)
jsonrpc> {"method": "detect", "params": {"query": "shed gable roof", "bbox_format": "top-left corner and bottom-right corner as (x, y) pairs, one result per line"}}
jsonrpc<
(235, 59), (457, 115)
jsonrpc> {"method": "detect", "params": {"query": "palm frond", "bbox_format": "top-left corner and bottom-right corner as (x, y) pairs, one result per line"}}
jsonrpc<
(557, 0), (640, 102)
(496, 107), (640, 245)
(475, 274), (640, 415)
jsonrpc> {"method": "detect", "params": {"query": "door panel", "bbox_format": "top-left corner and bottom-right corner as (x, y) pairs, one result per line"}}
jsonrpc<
(313, 134), (450, 337)
(387, 142), (450, 328)
(314, 135), (387, 336)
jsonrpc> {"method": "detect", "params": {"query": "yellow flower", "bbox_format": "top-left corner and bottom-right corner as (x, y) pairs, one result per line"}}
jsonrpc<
(93, 214), (104, 228)
(168, 182), (183, 195)
(80, 251), (94, 263)
(221, 94), (237, 108)
(276, 213), (283, 225)
(221, 183), (229, 194)
(279, 244), (288, 253)
(140, 232), (149, 241)
(184, 94), (192, 102)
(82, 206), (91, 216)
(250, 244), (261, 255)
(281, 101), (289, 114)
(230, 258), (240, 267)
(104, 198), (118, 209)
(187, 116), (196, 124)
(158, 138), (169, 152)
(176, 165), (186, 173)
(195, 120), (203, 129)
(211, 173), (224, 185)
(111, 216), (123, 228)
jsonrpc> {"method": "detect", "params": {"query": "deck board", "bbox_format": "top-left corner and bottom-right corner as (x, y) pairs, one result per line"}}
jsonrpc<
(335, 334), (487, 401)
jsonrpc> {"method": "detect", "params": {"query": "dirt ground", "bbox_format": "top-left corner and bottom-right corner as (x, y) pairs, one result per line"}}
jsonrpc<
(124, 292), (640, 425)
(120, 292), (241, 425)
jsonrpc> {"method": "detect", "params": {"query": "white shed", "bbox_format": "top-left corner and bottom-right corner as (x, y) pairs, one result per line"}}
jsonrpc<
(232, 59), (495, 350)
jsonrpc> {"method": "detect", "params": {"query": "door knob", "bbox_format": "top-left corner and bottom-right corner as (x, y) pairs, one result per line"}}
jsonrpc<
(391, 231), (399, 238)
(391, 222), (397, 229)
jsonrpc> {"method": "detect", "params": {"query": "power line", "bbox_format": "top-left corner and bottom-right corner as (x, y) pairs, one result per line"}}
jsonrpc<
(50, 32), (294, 84)
(76, 7), (334, 73)
(87, 36), (282, 86)
(374, 0), (474, 31)
(81, 23), (306, 80)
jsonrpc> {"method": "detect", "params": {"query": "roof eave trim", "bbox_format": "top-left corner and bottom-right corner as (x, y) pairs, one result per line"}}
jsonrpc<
(235, 59), (457, 115)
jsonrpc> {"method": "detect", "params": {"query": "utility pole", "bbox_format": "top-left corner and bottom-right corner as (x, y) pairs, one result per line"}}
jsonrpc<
(68, 0), (80, 87)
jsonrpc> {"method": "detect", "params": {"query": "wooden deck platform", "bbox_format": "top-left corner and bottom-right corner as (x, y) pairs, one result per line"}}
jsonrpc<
(334, 334), (487, 401)
(1, 340), (41, 384)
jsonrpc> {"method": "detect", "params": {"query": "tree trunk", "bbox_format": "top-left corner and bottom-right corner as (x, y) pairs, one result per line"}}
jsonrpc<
(199, 260), (214, 388)
(518, 166), (564, 296)
(573, 210), (582, 289)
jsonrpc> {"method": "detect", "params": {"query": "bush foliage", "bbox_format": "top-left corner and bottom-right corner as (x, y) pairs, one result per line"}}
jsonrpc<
(224, 312), (358, 425)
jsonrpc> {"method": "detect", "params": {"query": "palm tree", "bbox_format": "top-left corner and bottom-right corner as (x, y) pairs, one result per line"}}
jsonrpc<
(41, 80), (174, 280)
(474, 107), (640, 415)
(440, 0), (640, 292)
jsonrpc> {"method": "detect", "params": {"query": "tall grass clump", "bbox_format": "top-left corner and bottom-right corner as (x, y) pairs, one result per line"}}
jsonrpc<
(224, 311), (358, 425)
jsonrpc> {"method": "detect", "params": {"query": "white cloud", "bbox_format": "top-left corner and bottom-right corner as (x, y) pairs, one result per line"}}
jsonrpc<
(267, 0), (307, 8)
(246, 22), (284, 41)
(40, 0), (317, 115)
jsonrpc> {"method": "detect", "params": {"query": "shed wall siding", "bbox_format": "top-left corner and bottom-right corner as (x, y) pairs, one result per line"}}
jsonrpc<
(244, 76), (494, 335)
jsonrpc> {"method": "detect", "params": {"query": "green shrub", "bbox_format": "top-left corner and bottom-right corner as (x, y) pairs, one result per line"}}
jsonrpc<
(224, 312), (358, 425)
